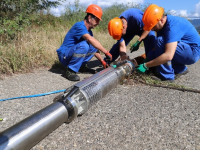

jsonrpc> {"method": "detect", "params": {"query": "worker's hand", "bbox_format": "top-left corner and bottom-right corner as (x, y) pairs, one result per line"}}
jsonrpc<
(101, 60), (109, 69)
(130, 40), (142, 53)
(105, 52), (112, 61)
(120, 54), (129, 61)
(136, 63), (148, 73)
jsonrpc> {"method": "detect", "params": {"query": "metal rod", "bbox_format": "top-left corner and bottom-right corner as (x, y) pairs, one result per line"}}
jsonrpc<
(0, 102), (68, 150)
(0, 60), (136, 150)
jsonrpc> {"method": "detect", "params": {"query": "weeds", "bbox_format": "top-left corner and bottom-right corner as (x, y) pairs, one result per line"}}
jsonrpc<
(130, 72), (194, 92)
(0, 23), (67, 75)
(0, 1), (161, 76)
(1, 22), (136, 76)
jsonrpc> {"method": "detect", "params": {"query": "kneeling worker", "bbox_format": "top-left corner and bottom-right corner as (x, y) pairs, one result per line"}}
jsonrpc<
(56, 4), (112, 81)
(107, 8), (157, 63)
(137, 4), (200, 81)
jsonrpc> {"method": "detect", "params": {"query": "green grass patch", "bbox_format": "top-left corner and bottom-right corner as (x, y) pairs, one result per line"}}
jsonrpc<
(130, 72), (194, 92)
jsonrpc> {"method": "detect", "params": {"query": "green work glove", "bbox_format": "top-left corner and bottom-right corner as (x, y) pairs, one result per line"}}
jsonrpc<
(130, 40), (142, 53)
(136, 63), (148, 73)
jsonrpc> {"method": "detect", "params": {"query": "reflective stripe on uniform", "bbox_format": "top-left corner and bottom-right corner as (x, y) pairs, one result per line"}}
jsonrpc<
(73, 53), (86, 58)
(72, 52), (95, 58)
(86, 52), (96, 56)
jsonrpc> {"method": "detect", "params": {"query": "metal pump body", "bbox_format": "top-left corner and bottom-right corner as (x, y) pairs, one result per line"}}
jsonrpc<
(0, 60), (135, 150)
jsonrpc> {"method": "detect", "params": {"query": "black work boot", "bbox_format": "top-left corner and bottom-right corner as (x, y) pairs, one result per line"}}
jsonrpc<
(65, 68), (80, 81)
(79, 64), (96, 74)
(175, 69), (189, 79)
(150, 71), (174, 83)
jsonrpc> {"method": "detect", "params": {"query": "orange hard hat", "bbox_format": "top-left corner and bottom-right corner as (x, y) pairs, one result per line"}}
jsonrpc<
(85, 4), (103, 21)
(142, 4), (164, 31)
(108, 17), (123, 40)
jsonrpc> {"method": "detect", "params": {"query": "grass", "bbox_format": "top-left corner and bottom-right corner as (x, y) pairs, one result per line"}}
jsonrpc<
(0, 21), (139, 77)
(0, 23), (68, 75)
(130, 72), (195, 92)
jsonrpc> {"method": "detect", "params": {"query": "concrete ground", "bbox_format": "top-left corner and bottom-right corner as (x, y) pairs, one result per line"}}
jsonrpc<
(0, 49), (200, 150)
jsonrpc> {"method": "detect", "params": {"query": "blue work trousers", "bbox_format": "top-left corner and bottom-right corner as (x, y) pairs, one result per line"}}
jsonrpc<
(148, 36), (200, 80)
(57, 41), (97, 72)
(108, 31), (157, 62)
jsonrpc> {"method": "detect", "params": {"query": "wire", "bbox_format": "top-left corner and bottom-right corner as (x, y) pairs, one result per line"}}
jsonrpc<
(0, 89), (66, 102)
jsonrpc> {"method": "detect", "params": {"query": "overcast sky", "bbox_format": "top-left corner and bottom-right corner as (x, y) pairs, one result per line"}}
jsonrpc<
(50, 0), (200, 19)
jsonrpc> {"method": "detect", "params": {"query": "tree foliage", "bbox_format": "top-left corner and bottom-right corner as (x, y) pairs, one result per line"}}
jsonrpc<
(60, 0), (86, 26)
(0, 0), (65, 40)
(0, 0), (63, 18)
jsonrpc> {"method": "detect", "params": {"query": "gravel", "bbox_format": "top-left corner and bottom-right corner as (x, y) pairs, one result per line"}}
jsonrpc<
(1, 49), (200, 150)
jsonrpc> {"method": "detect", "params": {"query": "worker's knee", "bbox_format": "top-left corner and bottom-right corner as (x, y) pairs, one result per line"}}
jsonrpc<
(88, 44), (97, 53)
(73, 41), (90, 54)
(187, 55), (200, 65)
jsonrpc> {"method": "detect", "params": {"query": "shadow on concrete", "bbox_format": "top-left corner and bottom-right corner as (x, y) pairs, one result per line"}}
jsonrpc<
(86, 59), (104, 72)
(48, 60), (66, 76)
(48, 59), (104, 77)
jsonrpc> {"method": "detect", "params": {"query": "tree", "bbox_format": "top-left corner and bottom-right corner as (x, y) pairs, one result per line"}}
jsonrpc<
(0, 0), (65, 40)
(0, 0), (64, 18)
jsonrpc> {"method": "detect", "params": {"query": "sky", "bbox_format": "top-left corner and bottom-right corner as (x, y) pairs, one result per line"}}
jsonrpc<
(50, 0), (200, 19)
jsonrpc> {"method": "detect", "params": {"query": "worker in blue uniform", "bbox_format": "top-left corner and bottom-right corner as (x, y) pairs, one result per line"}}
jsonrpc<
(137, 4), (200, 81)
(56, 4), (112, 81)
(107, 8), (157, 63)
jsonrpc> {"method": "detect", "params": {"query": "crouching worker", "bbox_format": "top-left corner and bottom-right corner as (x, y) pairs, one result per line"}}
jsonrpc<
(56, 4), (112, 81)
(107, 8), (157, 63)
(137, 4), (200, 82)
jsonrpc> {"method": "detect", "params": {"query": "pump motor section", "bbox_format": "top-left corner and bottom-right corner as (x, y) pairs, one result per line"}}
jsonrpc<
(57, 59), (136, 123)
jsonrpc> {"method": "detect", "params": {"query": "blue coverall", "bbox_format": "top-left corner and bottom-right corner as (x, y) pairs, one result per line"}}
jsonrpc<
(108, 8), (157, 62)
(56, 21), (97, 72)
(149, 15), (200, 80)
